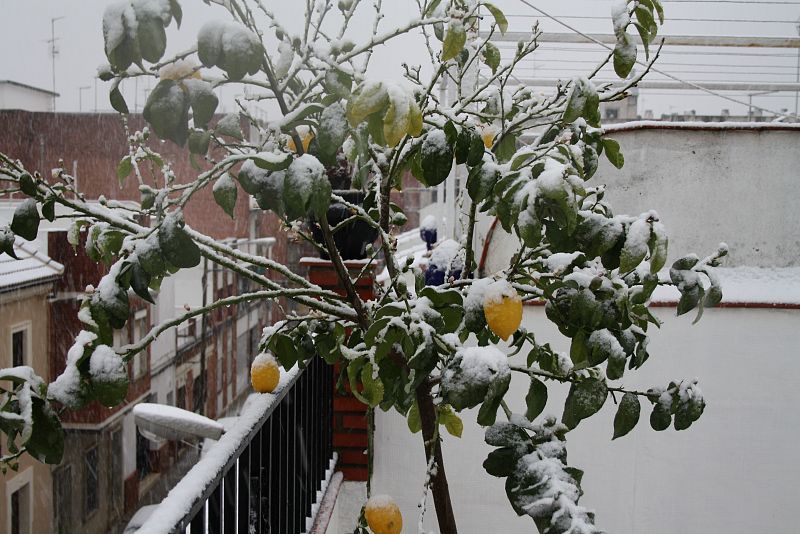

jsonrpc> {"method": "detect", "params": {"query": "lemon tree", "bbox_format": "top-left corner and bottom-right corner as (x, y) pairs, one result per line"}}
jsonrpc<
(0, 1), (722, 533)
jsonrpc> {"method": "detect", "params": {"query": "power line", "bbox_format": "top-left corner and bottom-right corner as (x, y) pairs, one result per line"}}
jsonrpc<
(507, 14), (800, 24)
(514, 58), (800, 69)
(511, 0), (798, 118)
(661, 0), (800, 4)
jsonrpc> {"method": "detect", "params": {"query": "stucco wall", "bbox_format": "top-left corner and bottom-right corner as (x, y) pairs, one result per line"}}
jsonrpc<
(373, 125), (800, 533)
(0, 285), (54, 534)
(373, 306), (799, 533)
(481, 125), (800, 275)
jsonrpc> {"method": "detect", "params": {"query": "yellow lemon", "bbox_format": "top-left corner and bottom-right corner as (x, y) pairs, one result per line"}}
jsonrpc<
(365, 494), (403, 534)
(251, 353), (280, 393)
(287, 126), (314, 153)
(480, 124), (498, 149)
(483, 282), (523, 341)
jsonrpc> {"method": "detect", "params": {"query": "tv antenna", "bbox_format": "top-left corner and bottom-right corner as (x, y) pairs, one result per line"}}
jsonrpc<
(47, 16), (65, 111)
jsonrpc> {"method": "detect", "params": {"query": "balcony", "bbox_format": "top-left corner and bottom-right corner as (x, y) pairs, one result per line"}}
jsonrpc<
(135, 356), (335, 534)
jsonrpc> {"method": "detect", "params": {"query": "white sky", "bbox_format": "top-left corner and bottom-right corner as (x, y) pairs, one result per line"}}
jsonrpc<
(1, 0), (798, 118)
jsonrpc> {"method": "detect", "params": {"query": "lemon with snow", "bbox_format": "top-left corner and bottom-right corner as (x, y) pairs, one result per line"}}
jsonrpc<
(483, 280), (522, 341)
(365, 494), (403, 534)
(287, 125), (314, 153)
(480, 124), (498, 148)
(251, 353), (280, 393)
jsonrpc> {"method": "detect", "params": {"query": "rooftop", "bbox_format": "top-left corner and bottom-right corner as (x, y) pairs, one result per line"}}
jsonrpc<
(0, 239), (64, 293)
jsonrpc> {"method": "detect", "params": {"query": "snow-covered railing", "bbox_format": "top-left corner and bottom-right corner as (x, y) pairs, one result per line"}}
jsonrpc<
(136, 356), (334, 534)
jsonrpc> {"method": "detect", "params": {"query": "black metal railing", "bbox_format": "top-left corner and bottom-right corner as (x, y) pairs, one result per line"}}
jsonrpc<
(137, 356), (334, 534)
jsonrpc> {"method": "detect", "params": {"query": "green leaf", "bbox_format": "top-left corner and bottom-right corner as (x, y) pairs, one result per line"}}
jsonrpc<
(184, 79), (219, 129)
(484, 2), (509, 34)
(442, 21), (467, 61)
(564, 80), (587, 124)
(407, 400), (421, 433)
(135, 12), (167, 63)
(317, 102), (349, 166)
(562, 377), (608, 429)
(283, 154), (330, 220)
(423, 0), (442, 17)
(215, 113), (244, 140)
(25, 399), (64, 464)
(109, 83), (129, 115)
(649, 223), (668, 273)
(129, 261), (154, 303)
(10, 199), (40, 241)
(188, 130), (212, 156)
(360, 362), (385, 407)
(419, 131), (453, 187)
(613, 32), (637, 78)
(158, 213), (201, 268)
(0, 227), (18, 259)
(482, 42), (501, 74)
(477, 370), (511, 426)
(602, 138), (624, 169)
(612, 392), (640, 439)
(143, 79), (189, 145)
(346, 81), (389, 127)
(483, 447), (517, 477)
(383, 88), (413, 147)
(650, 403), (671, 431)
(116, 156), (133, 186)
(212, 173), (238, 218)
(41, 199), (56, 223)
(438, 404), (463, 438)
(19, 173), (37, 197)
(494, 133), (517, 163)
(620, 219), (650, 273)
(250, 151), (293, 171)
(524, 377), (548, 421)
(169, 0), (183, 27)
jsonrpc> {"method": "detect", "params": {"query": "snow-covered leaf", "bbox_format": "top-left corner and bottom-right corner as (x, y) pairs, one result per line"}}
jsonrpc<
(612, 392), (640, 439)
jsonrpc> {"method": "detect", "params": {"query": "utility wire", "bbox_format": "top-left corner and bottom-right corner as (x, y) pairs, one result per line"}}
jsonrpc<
(513, 0), (799, 118)
(508, 14), (800, 23)
(515, 58), (800, 68)
(496, 43), (800, 58)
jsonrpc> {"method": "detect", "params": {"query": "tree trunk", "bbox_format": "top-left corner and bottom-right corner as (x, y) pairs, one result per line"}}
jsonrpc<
(415, 379), (458, 534)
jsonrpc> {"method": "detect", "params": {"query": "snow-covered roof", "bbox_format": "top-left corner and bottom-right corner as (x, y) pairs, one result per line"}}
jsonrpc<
(604, 120), (800, 134)
(0, 239), (64, 293)
(650, 266), (800, 307)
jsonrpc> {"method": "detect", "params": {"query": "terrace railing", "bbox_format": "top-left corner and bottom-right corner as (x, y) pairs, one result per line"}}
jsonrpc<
(137, 356), (335, 534)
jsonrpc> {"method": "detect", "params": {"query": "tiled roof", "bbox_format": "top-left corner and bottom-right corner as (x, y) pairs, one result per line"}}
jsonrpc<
(0, 239), (64, 292)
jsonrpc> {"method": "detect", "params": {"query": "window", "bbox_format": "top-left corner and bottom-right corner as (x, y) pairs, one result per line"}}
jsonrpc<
(130, 310), (149, 380)
(605, 108), (619, 120)
(11, 483), (31, 534)
(110, 429), (122, 515)
(84, 446), (99, 518)
(136, 428), (153, 479)
(10, 324), (30, 368)
(53, 466), (73, 534)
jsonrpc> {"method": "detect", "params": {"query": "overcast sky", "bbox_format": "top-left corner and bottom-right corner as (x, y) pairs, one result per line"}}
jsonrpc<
(1, 0), (798, 118)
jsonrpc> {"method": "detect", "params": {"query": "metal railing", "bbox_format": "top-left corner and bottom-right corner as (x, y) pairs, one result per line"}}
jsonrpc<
(137, 356), (334, 534)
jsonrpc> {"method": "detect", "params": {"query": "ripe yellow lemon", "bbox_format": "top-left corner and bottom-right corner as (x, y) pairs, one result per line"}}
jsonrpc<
(480, 124), (498, 149)
(365, 494), (402, 534)
(483, 281), (523, 341)
(251, 353), (280, 393)
(287, 126), (314, 153)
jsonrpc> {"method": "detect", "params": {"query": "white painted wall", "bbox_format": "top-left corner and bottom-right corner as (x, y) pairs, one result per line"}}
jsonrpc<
(0, 82), (54, 112)
(370, 125), (800, 533)
(372, 306), (800, 534)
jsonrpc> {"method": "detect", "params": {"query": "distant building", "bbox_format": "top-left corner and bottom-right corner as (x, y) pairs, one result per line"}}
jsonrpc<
(599, 88), (640, 123)
(0, 81), (58, 112)
(0, 108), (286, 532)
(0, 240), (62, 534)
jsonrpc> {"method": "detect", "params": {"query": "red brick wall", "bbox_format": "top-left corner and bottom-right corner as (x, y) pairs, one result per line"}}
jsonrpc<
(302, 259), (374, 481)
